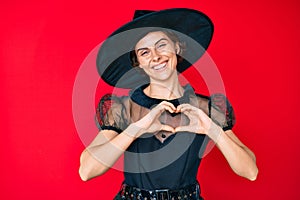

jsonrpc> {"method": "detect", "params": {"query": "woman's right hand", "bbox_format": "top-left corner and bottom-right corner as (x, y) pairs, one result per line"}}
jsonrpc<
(131, 101), (176, 138)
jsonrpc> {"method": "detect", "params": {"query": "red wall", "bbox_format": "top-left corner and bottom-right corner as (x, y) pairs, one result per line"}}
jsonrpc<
(1, 0), (299, 199)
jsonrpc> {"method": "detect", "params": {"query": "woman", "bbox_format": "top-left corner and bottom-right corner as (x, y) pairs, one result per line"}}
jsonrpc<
(79, 8), (258, 200)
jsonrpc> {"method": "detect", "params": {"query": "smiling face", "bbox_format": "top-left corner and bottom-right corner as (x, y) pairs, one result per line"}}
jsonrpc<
(134, 31), (180, 82)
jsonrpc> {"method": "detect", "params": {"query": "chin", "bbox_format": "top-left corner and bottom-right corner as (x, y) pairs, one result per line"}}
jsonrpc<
(151, 71), (177, 82)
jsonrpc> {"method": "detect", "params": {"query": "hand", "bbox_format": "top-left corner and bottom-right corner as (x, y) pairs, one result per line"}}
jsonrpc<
(175, 104), (222, 140)
(132, 101), (176, 138)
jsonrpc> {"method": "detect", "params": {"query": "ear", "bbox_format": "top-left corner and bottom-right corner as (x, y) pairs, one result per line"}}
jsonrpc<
(175, 42), (181, 54)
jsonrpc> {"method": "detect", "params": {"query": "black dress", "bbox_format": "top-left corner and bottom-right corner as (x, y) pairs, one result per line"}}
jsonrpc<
(96, 84), (235, 199)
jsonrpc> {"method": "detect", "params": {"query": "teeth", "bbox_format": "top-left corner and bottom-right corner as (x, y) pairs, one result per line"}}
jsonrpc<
(153, 63), (166, 70)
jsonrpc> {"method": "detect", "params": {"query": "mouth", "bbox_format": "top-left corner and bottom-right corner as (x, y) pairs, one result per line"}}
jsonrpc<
(152, 62), (167, 71)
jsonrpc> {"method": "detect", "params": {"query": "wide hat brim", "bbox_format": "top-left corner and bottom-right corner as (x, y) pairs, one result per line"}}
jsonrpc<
(96, 8), (214, 89)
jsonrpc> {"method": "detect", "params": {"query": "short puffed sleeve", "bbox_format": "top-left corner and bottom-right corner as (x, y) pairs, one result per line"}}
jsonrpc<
(209, 94), (236, 131)
(95, 94), (128, 133)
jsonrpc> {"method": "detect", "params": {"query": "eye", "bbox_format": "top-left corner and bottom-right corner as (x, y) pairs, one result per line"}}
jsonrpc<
(139, 50), (150, 57)
(156, 43), (167, 50)
(141, 50), (149, 56)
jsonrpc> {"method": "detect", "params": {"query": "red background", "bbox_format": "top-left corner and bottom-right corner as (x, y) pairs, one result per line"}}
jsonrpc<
(1, 0), (299, 199)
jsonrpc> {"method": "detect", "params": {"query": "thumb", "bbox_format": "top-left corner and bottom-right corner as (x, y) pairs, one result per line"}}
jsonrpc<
(175, 126), (190, 133)
(161, 124), (175, 133)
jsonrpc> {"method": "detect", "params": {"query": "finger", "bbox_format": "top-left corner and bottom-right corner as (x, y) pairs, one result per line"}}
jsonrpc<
(180, 108), (208, 126)
(150, 104), (167, 116)
(152, 105), (174, 117)
(175, 126), (191, 133)
(162, 105), (176, 113)
(179, 107), (197, 116)
(160, 101), (176, 111)
(161, 124), (175, 133)
(178, 104), (206, 116)
(176, 103), (195, 112)
(175, 126), (203, 134)
(155, 102), (176, 114)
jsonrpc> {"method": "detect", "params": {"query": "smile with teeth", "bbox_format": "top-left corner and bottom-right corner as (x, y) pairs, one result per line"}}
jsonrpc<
(152, 62), (167, 71)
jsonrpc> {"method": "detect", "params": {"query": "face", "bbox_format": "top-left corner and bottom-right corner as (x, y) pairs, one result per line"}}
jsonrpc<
(134, 31), (180, 82)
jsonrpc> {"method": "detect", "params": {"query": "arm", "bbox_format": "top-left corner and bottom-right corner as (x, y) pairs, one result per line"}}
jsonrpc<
(79, 101), (176, 181)
(210, 126), (258, 181)
(175, 104), (258, 181)
(79, 125), (139, 181)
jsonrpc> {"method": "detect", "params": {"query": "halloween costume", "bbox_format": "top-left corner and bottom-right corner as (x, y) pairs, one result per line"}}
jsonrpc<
(96, 8), (234, 200)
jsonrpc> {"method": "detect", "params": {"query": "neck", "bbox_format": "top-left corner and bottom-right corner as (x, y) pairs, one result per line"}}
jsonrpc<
(145, 75), (184, 100)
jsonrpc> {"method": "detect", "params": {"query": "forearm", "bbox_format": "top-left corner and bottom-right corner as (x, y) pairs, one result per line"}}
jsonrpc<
(210, 126), (258, 181)
(79, 101), (178, 181)
(79, 124), (140, 181)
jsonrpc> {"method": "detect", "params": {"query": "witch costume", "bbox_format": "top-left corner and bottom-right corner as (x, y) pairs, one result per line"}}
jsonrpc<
(95, 8), (235, 200)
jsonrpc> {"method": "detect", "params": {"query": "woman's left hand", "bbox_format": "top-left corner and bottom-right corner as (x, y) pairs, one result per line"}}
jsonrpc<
(175, 103), (222, 140)
(175, 104), (258, 181)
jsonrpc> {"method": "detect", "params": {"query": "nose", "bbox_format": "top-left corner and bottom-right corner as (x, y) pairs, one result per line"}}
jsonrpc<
(151, 49), (161, 62)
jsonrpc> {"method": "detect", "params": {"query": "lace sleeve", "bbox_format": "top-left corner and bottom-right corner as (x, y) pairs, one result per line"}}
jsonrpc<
(209, 94), (236, 131)
(95, 94), (127, 133)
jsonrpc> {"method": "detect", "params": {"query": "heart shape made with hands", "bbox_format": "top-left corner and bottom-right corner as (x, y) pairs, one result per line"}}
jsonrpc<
(158, 110), (190, 129)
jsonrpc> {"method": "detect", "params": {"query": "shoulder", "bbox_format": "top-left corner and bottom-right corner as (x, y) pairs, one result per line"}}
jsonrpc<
(98, 93), (130, 109)
(208, 94), (233, 114)
(96, 93), (131, 131)
(208, 94), (236, 131)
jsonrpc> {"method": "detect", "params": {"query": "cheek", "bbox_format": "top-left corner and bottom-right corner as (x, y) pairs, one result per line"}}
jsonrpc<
(137, 57), (150, 68)
(169, 53), (178, 65)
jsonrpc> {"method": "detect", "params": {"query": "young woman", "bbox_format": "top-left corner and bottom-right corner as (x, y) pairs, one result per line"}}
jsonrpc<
(79, 8), (258, 200)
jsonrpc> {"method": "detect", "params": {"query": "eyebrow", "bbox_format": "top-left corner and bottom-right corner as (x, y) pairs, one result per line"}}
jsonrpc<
(136, 38), (168, 53)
